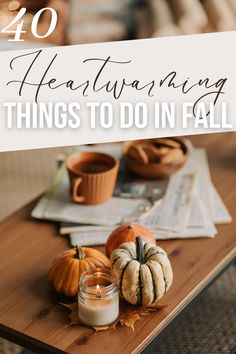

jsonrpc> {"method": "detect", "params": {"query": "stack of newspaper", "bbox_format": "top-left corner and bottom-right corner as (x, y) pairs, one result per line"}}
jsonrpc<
(31, 141), (232, 246)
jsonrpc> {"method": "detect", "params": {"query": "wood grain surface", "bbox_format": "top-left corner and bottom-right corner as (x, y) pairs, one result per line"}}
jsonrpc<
(0, 133), (235, 354)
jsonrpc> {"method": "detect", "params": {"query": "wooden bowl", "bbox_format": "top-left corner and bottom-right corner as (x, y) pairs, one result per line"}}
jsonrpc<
(123, 138), (188, 179)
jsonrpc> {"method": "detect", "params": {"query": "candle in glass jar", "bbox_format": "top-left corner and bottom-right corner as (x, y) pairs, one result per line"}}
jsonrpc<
(78, 269), (119, 327)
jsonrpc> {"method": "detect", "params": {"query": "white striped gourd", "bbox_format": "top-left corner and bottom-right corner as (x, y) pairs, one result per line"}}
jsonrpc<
(110, 236), (173, 306)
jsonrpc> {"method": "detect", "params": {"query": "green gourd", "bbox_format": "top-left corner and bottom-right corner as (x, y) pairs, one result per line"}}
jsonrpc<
(110, 236), (173, 306)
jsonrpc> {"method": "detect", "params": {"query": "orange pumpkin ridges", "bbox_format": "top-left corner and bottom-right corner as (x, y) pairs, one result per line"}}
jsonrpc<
(105, 223), (156, 257)
(48, 246), (110, 297)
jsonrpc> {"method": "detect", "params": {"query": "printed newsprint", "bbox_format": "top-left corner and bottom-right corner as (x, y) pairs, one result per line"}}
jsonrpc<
(31, 143), (231, 246)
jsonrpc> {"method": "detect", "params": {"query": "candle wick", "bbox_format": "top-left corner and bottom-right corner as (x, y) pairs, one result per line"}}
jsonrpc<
(96, 284), (101, 299)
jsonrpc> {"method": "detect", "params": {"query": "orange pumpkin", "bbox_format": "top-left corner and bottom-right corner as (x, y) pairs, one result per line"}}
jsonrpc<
(48, 246), (110, 297)
(105, 223), (156, 257)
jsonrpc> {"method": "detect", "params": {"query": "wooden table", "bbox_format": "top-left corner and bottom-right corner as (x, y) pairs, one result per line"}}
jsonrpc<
(0, 133), (235, 354)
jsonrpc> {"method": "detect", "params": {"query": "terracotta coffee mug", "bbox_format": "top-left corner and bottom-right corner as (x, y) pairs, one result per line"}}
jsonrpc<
(66, 152), (119, 205)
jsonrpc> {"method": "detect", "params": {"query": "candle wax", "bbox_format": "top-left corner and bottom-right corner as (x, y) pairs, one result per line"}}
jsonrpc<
(78, 285), (119, 327)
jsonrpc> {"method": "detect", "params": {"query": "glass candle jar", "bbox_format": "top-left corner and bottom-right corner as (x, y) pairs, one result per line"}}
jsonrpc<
(78, 268), (119, 327)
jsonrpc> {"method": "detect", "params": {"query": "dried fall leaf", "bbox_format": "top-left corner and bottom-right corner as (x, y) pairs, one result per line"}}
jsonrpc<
(60, 301), (168, 332)
(148, 303), (169, 309)
(119, 312), (140, 331)
(93, 326), (110, 332)
(110, 321), (119, 329)
(60, 302), (79, 325)
(139, 310), (153, 316)
(60, 303), (74, 310)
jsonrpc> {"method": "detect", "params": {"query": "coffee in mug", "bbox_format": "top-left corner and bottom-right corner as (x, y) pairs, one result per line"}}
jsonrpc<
(66, 152), (119, 205)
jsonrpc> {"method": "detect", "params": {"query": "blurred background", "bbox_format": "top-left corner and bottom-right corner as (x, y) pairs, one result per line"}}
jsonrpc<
(0, 0), (236, 46)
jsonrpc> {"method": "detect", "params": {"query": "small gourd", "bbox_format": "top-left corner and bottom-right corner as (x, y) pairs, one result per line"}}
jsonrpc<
(48, 246), (110, 297)
(105, 223), (156, 257)
(110, 236), (173, 306)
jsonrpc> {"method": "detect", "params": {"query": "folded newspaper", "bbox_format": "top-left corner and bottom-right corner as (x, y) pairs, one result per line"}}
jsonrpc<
(31, 142), (232, 245)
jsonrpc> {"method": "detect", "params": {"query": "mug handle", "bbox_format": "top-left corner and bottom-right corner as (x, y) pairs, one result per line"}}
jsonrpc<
(72, 177), (85, 203)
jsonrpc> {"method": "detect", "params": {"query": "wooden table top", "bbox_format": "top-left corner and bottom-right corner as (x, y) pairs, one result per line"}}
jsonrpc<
(0, 133), (235, 354)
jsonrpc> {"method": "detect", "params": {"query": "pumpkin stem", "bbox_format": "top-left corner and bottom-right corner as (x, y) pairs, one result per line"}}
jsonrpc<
(75, 245), (85, 259)
(136, 236), (144, 264)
